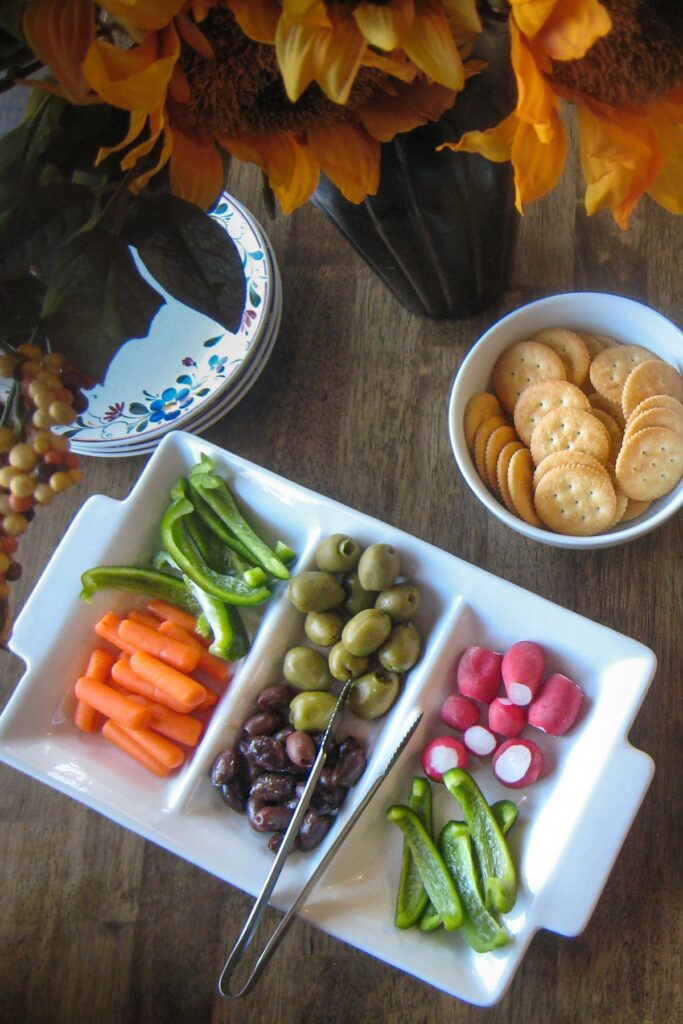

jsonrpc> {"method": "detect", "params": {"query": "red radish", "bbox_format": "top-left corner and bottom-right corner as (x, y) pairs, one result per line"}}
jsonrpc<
(528, 672), (584, 735)
(488, 697), (526, 738)
(441, 693), (480, 732)
(493, 738), (544, 788)
(463, 725), (497, 757)
(456, 646), (502, 704)
(422, 736), (468, 782)
(501, 641), (544, 706)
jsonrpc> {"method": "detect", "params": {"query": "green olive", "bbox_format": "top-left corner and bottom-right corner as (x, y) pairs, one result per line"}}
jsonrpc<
(349, 670), (400, 720)
(328, 642), (369, 683)
(378, 622), (422, 672)
(283, 646), (334, 691)
(315, 533), (361, 573)
(289, 691), (338, 733)
(375, 582), (421, 622)
(304, 610), (345, 648)
(288, 570), (345, 613)
(341, 608), (392, 657)
(342, 570), (377, 616)
(357, 543), (400, 591)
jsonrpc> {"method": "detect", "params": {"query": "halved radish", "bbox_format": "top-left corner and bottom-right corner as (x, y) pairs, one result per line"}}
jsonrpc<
(421, 736), (468, 782)
(441, 693), (480, 732)
(488, 697), (526, 738)
(493, 738), (543, 788)
(501, 641), (544, 706)
(463, 724), (497, 757)
(528, 672), (584, 735)
(456, 646), (502, 704)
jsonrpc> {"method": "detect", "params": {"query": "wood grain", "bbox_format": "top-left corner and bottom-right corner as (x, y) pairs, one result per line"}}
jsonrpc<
(1, 142), (682, 1024)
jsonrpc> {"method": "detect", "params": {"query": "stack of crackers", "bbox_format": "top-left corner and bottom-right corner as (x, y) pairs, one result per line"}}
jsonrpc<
(464, 327), (683, 536)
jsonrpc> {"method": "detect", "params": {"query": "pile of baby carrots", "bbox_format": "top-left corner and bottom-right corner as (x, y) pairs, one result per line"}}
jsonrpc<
(72, 598), (232, 777)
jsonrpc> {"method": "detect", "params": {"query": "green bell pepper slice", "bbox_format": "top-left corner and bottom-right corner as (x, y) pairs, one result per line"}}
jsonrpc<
(79, 565), (200, 614)
(394, 776), (433, 929)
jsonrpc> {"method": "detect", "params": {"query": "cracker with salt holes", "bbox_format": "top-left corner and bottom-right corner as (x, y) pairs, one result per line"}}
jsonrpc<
(532, 450), (610, 491)
(507, 447), (542, 526)
(620, 497), (653, 523)
(577, 332), (612, 360)
(587, 391), (626, 428)
(473, 415), (509, 482)
(534, 464), (617, 536)
(464, 392), (504, 450)
(529, 406), (611, 466)
(485, 425), (519, 495)
(606, 464), (629, 526)
(623, 404), (683, 444)
(627, 394), (683, 424)
(530, 328), (590, 387)
(588, 344), (656, 404)
(621, 359), (683, 419)
(615, 425), (683, 500)
(590, 408), (623, 464)
(513, 379), (591, 447)
(492, 340), (566, 414)
(496, 440), (524, 512)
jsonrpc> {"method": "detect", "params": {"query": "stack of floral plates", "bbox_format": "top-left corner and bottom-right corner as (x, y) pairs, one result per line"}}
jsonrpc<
(57, 194), (281, 458)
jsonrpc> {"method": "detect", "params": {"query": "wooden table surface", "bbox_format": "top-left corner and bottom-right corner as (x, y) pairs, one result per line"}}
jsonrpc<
(1, 151), (682, 1024)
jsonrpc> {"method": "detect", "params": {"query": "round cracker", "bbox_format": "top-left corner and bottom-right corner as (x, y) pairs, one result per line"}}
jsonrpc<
(485, 425), (518, 494)
(615, 425), (683, 500)
(577, 331), (611, 360)
(533, 450), (609, 491)
(623, 404), (683, 444)
(606, 464), (629, 526)
(529, 407), (611, 466)
(627, 394), (683, 424)
(530, 328), (590, 387)
(473, 415), (508, 484)
(534, 464), (617, 536)
(590, 407), (623, 464)
(464, 392), (504, 450)
(619, 497), (653, 523)
(492, 341), (566, 414)
(588, 344), (655, 403)
(621, 359), (683, 419)
(496, 440), (524, 512)
(507, 447), (542, 526)
(513, 379), (591, 447)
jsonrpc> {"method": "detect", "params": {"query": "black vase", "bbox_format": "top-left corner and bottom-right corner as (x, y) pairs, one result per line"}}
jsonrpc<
(311, 24), (518, 320)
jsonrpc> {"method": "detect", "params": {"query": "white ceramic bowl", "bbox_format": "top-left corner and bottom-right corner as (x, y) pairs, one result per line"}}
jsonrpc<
(448, 292), (683, 549)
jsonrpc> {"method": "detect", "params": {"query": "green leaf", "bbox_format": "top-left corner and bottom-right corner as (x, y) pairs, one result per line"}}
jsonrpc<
(0, 273), (45, 341)
(129, 194), (246, 334)
(41, 230), (165, 383)
(0, 180), (94, 282)
(0, 3), (25, 41)
(0, 92), (65, 183)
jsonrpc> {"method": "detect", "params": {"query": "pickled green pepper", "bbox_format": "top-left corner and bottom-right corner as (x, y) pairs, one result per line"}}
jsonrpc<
(439, 822), (508, 953)
(387, 805), (463, 932)
(394, 777), (433, 929)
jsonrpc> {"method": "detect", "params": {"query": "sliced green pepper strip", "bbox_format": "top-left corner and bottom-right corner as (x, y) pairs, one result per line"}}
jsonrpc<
(387, 805), (462, 932)
(440, 822), (508, 953)
(443, 769), (517, 915)
(189, 486), (255, 564)
(160, 498), (271, 606)
(185, 504), (254, 577)
(195, 613), (211, 639)
(188, 472), (290, 581)
(79, 566), (200, 614)
(225, 604), (250, 661)
(181, 574), (242, 660)
(395, 776), (433, 929)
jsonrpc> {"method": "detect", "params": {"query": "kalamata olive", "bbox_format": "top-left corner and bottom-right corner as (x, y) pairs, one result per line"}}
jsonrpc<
(242, 711), (283, 737)
(304, 610), (345, 648)
(289, 691), (337, 733)
(275, 725), (295, 743)
(237, 739), (262, 781)
(314, 534), (362, 573)
(242, 735), (287, 772)
(288, 571), (345, 612)
(268, 832), (286, 854)
(250, 773), (294, 804)
(247, 798), (294, 833)
(256, 684), (296, 711)
(341, 608), (392, 657)
(220, 777), (248, 812)
(311, 782), (346, 815)
(349, 669), (400, 719)
(328, 641), (369, 682)
(357, 543), (400, 591)
(378, 622), (422, 672)
(211, 747), (239, 787)
(283, 646), (334, 691)
(331, 739), (367, 787)
(375, 582), (422, 622)
(298, 810), (332, 851)
(285, 730), (316, 768)
(342, 571), (377, 616)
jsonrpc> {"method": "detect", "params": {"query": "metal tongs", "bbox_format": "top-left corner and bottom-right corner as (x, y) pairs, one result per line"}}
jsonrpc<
(217, 681), (422, 999)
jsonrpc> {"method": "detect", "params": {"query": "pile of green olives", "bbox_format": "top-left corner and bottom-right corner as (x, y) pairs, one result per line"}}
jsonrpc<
(283, 534), (423, 723)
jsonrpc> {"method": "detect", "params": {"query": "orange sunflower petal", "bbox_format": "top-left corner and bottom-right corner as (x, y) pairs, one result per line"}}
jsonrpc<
(439, 113), (518, 162)
(98, 1), (186, 31)
(402, 4), (465, 91)
(647, 107), (683, 215)
(95, 109), (147, 165)
(361, 49), (417, 84)
(226, 0), (280, 43)
(510, 20), (556, 139)
(82, 23), (179, 114)
(120, 105), (165, 171)
(508, 0), (559, 38)
(220, 132), (320, 213)
(275, 19), (325, 101)
(315, 16), (367, 105)
(169, 127), (225, 209)
(281, 0), (331, 27)
(358, 79), (454, 141)
(511, 109), (568, 209)
(536, 0), (611, 62)
(353, 0), (412, 51)
(307, 119), (380, 203)
(441, 0), (482, 36)
(23, 0), (95, 103)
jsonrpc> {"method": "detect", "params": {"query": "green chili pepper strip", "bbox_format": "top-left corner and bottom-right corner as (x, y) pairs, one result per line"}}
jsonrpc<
(387, 805), (462, 932)
(79, 566), (200, 614)
(188, 472), (290, 581)
(439, 822), (508, 953)
(443, 768), (517, 915)
(395, 776), (433, 929)
(160, 498), (271, 606)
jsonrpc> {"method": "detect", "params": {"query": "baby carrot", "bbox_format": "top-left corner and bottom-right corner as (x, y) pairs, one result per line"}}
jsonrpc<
(128, 609), (163, 631)
(125, 695), (204, 747)
(74, 648), (116, 732)
(118, 618), (201, 674)
(74, 700), (101, 733)
(111, 658), (192, 714)
(129, 651), (206, 710)
(196, 686), (218, 710)
(102, 719), (170, 778)
(118, 723), (185, 770)
(147, 599), (198, 634)
(94, 612), (137, 655)
(158, 619), (232, 684)
(74, 676), (152, 731)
